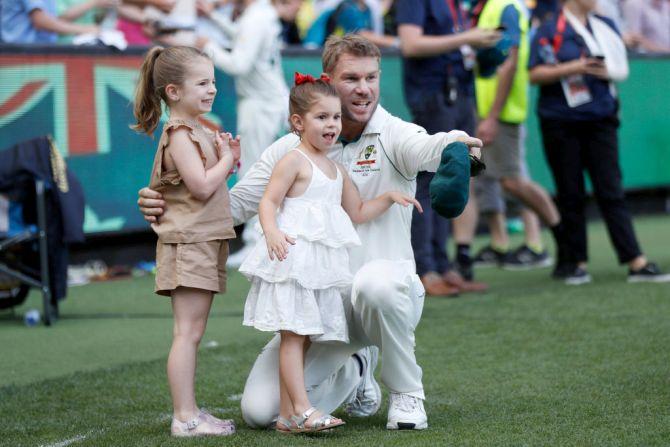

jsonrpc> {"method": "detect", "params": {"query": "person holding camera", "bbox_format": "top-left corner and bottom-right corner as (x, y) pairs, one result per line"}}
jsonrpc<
(529, 0), (670, 284)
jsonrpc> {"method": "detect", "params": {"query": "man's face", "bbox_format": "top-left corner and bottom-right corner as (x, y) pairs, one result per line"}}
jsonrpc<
(328, 54), (380, 131)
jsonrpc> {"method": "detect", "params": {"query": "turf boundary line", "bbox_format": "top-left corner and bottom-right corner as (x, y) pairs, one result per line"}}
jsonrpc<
(40, 434), (87, 447)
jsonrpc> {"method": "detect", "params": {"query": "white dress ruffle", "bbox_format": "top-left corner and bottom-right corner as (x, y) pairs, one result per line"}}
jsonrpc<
(239, 149), (360, 343)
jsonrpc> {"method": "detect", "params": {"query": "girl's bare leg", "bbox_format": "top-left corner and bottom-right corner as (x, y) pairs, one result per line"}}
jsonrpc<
(167, 286), (213, 421)
(278, 331), (343, 428)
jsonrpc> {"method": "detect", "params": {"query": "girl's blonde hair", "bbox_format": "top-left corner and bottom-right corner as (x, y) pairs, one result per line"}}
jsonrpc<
(131, 46), (209, 135)
(289, 76), (339, 132)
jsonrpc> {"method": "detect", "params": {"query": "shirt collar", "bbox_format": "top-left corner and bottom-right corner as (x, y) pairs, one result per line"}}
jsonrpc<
(361, 105), (388, 136)
(338, 105), (388, 145)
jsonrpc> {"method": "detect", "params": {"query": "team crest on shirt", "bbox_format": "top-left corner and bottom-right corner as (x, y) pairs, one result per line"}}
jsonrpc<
(353, 144), (380, 177)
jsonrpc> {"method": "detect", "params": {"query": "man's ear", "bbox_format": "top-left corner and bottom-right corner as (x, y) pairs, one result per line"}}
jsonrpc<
(165, 84), (179, 102)
(290, 113), (304, 133)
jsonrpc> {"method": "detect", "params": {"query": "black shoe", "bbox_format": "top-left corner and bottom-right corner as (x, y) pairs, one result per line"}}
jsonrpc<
(502, 245), (553, 271)
(553, 263), (591, 285)
(455, 260), (474, 281)
(473, 245), (506, 268)
(628, 262), (670, 283)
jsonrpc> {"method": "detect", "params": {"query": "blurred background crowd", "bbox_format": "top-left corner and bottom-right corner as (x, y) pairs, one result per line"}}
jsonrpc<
(1, 0), (669, 54)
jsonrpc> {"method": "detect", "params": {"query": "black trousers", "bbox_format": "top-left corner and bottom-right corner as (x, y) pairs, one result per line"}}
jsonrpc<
(408, 91), (476, 276)
(539, 116), (642, 264)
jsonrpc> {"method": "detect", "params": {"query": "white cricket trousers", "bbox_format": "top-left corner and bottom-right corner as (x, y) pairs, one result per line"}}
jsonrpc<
(240, 259), (426, 428)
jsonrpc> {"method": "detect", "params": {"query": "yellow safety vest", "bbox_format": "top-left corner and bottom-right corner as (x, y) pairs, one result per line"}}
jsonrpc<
(475, 0), (529, 124)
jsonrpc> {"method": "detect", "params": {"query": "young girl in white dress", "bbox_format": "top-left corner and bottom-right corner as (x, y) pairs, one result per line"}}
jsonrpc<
(239, 73), (422, 433)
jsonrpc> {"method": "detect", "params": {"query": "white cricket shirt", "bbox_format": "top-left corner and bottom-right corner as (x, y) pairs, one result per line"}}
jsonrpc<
(230, 105), (468, 273)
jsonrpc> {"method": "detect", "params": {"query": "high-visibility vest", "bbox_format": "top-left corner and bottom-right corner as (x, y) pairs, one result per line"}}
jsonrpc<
(475, 0), (529, 124)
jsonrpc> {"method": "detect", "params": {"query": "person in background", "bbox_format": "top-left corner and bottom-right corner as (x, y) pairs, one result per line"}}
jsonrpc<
(55, 0), (119, 42)
(274, 0), (303, 45)
(530, 0), (559, 27)
(0, 0), (104, 43)
(622, 0), (670, 53)
(473, 158), (553, 270)
(195, 0), (235, 48)
(464, 0), (566, 278)
(196, 0), (290, 267)
(396, 0), (499, 296)
(304, 0), (399, 48)
(529, 0), (670, 284)
(594, 0), (624, 29)
(116, 0), (180, 46)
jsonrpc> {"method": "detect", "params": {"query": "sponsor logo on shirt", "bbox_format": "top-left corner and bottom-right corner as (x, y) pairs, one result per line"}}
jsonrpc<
(353, 144), (381, 176)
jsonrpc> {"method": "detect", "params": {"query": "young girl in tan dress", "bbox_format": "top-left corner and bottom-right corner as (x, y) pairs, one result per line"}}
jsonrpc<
(132, 46), (239, 438)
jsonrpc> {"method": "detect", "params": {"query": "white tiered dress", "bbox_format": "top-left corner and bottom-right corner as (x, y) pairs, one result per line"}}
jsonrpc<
(239, 149), (361, 343)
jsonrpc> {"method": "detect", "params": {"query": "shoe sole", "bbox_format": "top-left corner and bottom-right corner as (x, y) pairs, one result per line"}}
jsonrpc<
(502, 258), (554, 271)
(627, 274), (670, 283)
(386, 421), (428, 430)
(367, 350), (382, 416)
(565, 275), (592, 286)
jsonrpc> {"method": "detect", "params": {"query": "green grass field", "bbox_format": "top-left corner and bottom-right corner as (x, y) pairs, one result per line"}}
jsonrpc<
(1, 215), (669, 446)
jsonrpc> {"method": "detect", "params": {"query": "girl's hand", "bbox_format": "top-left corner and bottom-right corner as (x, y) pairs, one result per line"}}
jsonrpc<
(583, 58), (609, 80)
(265, 229), (296, 261)
(214, 131), (234, 161)
(228, 134), (241, 163)
(387, 192), (423, 213)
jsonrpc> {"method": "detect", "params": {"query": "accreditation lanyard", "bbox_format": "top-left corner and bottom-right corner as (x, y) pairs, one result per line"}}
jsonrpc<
(469, 0), (487, 27)
(445, 0), (466, 32)
(552, 10), (567, 54)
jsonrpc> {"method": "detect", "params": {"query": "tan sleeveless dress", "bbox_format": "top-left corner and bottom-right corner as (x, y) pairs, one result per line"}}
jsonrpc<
(149, 119), (236, 296)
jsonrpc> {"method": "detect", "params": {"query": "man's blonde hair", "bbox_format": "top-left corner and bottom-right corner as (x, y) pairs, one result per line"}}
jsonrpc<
(322, 34), (381, 75)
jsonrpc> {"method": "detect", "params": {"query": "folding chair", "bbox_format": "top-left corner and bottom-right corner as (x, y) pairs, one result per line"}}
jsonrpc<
(0, 179), (56, 325)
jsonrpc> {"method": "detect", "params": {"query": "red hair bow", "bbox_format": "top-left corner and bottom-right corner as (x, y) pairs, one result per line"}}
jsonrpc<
(294, 72), (331, 85)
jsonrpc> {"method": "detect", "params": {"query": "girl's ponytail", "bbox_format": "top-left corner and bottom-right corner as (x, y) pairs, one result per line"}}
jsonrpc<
(132, 46), (164, 135)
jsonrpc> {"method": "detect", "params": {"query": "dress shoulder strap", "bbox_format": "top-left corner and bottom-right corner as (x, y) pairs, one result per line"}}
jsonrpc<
(291, 148), (316, 166)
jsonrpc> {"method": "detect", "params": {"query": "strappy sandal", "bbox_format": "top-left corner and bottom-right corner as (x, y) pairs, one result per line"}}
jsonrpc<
(290, 407), (346, 433)
(275, 416), (295, 434)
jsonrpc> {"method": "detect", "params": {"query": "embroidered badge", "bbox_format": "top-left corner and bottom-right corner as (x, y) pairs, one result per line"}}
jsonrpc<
(356, 145), (377, 165)
(353, 144), (380, 177)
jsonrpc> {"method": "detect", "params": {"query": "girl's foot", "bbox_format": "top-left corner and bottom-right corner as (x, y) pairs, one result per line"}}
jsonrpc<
(171, 412), (235, 437)
(199, 409), (236, 431)
(275, 416), (297, 433)
(290, 407), (345, 432)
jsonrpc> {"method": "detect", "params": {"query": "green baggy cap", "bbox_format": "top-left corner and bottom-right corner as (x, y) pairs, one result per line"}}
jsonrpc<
(429, 142), (470, 218)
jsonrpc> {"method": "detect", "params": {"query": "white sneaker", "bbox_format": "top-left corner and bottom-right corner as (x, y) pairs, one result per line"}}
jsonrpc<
(344, 346), (381, 417)
(386, 393), (428, 430)
(225, 243), (253, 268)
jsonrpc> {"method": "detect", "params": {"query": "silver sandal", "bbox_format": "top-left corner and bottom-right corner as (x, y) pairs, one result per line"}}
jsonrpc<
(275, 416), (295, 433)
(290, 407), (346, 433)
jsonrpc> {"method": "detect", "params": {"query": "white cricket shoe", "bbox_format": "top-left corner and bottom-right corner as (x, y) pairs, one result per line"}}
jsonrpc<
(344, 346), (381, 418)
(386, 393), (428, 430)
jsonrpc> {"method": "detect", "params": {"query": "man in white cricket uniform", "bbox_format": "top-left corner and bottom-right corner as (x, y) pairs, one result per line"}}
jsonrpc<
(139, 34), (481, 431)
